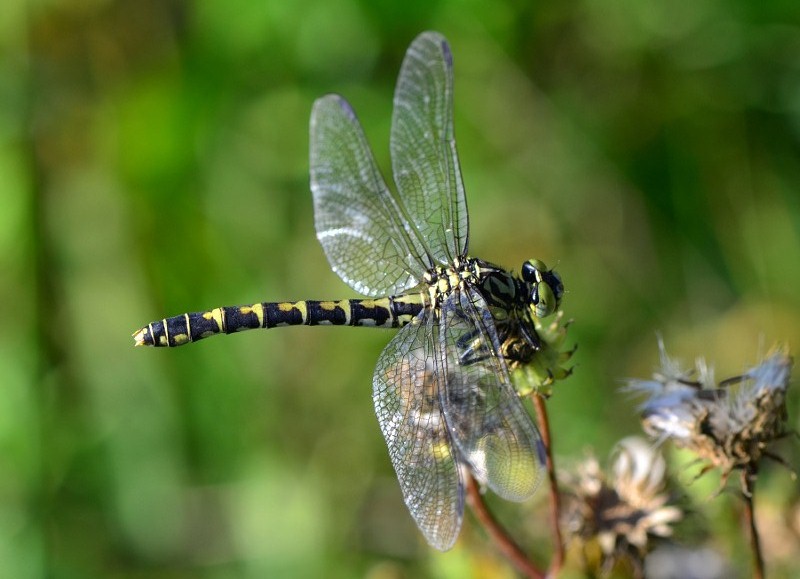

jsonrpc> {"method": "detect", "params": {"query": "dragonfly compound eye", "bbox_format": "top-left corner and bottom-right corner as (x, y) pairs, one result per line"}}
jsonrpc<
(523, 260), (563, 318)
(530, 283), (554, 317)
(521, 259), (547, 284)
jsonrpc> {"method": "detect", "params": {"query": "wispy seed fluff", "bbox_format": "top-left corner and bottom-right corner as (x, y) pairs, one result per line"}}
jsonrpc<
(627, 341), (793, 481)
(561, 437), (682, 573)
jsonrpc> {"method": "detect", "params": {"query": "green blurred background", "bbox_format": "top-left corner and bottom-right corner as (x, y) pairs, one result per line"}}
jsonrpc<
(2, 0), (799, 577)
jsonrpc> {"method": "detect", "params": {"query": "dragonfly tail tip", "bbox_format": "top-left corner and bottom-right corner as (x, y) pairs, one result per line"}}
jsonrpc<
(132, 328), (150, 347)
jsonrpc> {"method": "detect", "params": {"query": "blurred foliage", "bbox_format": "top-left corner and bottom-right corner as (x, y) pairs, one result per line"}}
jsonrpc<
(2, 0), (800, 577)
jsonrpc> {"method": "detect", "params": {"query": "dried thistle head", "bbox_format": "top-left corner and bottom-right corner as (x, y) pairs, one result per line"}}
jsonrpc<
(561, 437), (683, 574)
(627, 341), (793, 484)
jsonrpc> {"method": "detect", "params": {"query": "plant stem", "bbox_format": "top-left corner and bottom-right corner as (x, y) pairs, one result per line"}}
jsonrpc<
(532, 393), (564, 577)
(465, 474), (544, 579)
(741, 469), (764, 579)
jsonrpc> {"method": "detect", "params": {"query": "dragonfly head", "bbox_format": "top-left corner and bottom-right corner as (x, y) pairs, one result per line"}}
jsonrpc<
(521, 259), (563, 318)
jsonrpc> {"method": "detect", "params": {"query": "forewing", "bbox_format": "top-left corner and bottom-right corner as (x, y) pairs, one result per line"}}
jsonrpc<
(438, 288), (544, 501)
(310, 94), (429, 297)
(391, 31), (469, 264)
(372, 312), (463, 551)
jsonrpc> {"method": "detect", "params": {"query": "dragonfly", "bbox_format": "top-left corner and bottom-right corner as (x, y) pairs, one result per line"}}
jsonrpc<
(133, 31), (564, 551)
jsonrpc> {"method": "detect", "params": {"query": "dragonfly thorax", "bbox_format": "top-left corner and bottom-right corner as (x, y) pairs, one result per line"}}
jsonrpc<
(422, 257), (484, 304)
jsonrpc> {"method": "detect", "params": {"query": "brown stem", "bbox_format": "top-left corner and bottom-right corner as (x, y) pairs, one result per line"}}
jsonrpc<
(532, 394), (564, 577)
(465, 474), (544, 579)
(741, 469), (764, 579)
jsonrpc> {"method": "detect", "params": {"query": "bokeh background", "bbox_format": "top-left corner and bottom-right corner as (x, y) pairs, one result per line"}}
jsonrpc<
(2, 1), (800, 577)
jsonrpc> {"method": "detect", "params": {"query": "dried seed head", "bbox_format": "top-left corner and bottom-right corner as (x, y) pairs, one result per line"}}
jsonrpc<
(627, 341), (793, 481)
(561, 437), (683, 573)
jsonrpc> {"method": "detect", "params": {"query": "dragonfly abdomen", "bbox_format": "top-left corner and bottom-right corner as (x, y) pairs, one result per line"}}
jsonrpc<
(133, 295), (425, 347)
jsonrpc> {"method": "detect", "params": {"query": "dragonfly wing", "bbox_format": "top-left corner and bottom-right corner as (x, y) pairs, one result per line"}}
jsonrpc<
(391, 31), (469, 264)
(373, 312), (463, 551)
(438, 287), (544, 501)
(310, 94), (430, 297)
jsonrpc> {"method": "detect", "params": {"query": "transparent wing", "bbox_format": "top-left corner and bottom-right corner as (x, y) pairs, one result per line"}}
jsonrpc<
(310, 94), (430, 297)
(391, 31), (469, 264)
(438, 287), (544, 501)
(373, 312), (463, 551)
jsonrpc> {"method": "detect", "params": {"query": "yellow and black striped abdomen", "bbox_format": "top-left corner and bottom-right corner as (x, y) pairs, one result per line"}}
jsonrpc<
(133, 295), (425, 347)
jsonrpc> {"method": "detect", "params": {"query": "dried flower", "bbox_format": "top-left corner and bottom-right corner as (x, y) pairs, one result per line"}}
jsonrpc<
(561, 437), (683, 574)
(627, 341), (793, 485)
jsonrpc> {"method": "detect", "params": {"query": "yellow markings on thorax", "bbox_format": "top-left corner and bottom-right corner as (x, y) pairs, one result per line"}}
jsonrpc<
(425, 265), (477, 304)
(427, 284), (438, 305)
(489, 306), (509, 321)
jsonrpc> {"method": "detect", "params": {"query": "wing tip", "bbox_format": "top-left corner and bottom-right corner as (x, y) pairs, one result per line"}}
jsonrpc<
(440, 38), (453, 68)
(312, 93), (357, 122)
(420, 514), (461, 551)
(414, 31), (452, 68)
(335, 95), (357, 121)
